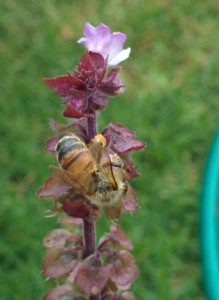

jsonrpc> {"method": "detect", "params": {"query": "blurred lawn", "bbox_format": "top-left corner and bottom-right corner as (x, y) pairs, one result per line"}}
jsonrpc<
(1, 0), (219, 299)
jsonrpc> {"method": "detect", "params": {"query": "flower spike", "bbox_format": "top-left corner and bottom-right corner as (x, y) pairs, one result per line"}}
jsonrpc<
(38, 22), (144, 300)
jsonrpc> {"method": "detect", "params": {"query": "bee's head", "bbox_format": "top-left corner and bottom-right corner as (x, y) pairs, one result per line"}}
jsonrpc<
(92, 134), (107, 147)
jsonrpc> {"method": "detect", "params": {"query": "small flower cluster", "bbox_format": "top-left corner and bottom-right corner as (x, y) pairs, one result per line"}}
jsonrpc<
(43, 22), (131, 119)
(37, 23), (145, 300)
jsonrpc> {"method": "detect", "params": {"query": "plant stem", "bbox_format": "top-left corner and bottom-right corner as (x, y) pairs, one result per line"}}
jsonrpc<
(87, 112), (97, 141)
(82, 217), (96, 258)
(82, 111), (97, 259)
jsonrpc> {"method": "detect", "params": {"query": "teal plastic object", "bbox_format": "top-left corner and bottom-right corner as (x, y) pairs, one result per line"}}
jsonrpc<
(200, 126), (219, 300)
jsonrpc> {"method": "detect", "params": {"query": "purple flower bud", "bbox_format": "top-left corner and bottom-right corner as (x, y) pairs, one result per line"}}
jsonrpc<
(78, 23), (131, 67)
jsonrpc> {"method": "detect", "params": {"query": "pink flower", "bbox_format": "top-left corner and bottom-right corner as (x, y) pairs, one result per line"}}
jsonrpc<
(78, 23), (131, 67)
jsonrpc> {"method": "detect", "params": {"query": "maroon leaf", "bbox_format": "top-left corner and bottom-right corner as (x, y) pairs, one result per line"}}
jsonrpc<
(49, 118), (68, 132)
(88, 52), (106, 85)
(62, 198), (93, 219)
(103, 68), (120, 84)
(43, 285), (85, 300)
(75, 52), (96, 83)
(102, 123), (145, 179)
(43, 229), (71, 248)
(102, 123), (146, 154)
(103, 292), (136, 300)
(103, 123), (145, 178)
(119, 153), (139, 179)
(116, 138), (145, 153)
(67, 262), (81, 283)
(99, 224), (133, 251)
(48, 119), (87, 144)
(102, 295), (117, 300)
(121, 292), (136, 300)
(102, 122), (134, 139)
(63, 103), (90, 119)
(122, 184), (139, 212)
(37, 176), (71, 199)
(99, 67), (124, 96)
(45, 136), (58, 152)
(42, 246), (78, 278)
(49, 118), (87, 135)
(92, 91), (108, 109)
(110, 224), (133, 250)
(67, 72), (86, 90)
(58, 217), (83, 226)
(43, 229), (82, 248)
(75, 253), (109, 295)
(43, 75), (77, 97)
(63, 88), (88, 102)
(108, 250), (139, 287)
(75, 52), (106, 86)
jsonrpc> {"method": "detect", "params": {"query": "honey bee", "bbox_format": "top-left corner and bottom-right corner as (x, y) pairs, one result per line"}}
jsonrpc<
(51, 133), (128, 219)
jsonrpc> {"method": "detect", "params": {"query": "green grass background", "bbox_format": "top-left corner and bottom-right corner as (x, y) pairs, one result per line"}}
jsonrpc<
(1, 0), (218, 299)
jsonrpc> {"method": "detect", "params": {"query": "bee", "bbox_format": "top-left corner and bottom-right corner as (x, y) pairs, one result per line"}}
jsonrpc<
(51, 133), (128, 219)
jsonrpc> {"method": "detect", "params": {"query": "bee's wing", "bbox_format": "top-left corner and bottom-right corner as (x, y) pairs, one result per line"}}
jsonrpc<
(49, 165), (93, 195)
(88, 142), (117, 188)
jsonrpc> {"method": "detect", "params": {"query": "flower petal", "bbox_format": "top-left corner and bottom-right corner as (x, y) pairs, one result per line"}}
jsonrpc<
(78, 23), (111, 58)
(78, 23), (130, 66)
(108, 32), (127, 58)
(108, 48), (131, 66)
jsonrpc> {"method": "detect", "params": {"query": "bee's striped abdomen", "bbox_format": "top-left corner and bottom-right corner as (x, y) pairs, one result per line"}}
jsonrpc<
(56, 134), (95, 173)
(56, 136), (83, 164)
